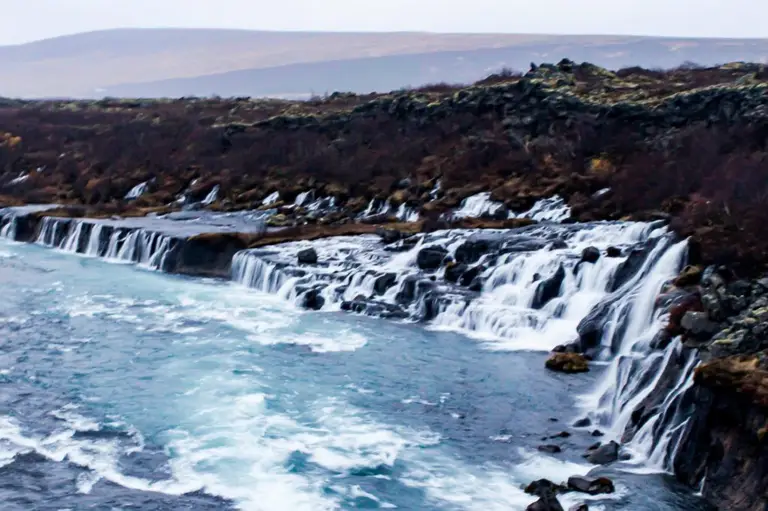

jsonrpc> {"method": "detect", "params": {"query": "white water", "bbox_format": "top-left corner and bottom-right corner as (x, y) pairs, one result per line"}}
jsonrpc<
(35, 217), (175, 270)
(124, 181), (149, 200)
(202, 185), (220, 206)
(452, 193), (505, 219)
(0, 215), (16, 239)
(262, 191), (280, 206)
(230, 218), (698, 479)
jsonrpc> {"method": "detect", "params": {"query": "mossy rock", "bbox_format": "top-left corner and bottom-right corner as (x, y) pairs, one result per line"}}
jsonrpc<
(546, 353), (590, 373)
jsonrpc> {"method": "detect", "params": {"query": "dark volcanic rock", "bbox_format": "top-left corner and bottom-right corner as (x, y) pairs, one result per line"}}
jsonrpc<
(297, 247), (318, 264)
(525, 479), (565, 511)
(533, 265), (565, 309)
(567, 476), (615, 495)
(417, 246), (449, 271)
(609, 244), (651, 292)
(585, 441), (619, 465)
(526, 495), (565, 511)
(444, 262), (468, 283)
(525, 479), (564, 496)
(606, 246), (622, 258)
(538, 444), (562, 454)
(374, 273), (397, 294)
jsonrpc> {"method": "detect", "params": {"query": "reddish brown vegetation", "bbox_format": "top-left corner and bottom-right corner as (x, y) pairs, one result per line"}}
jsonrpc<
(2, 61), (768, 273)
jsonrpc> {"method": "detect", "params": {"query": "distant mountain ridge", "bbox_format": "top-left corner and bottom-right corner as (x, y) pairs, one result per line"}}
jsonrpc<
(2, 28), (767, 98)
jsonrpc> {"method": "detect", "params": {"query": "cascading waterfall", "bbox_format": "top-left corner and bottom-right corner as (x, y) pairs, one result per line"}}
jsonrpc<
(32, 217), (175, 271)
(230, 217), (699, 475)
(0, 215), (17, 239)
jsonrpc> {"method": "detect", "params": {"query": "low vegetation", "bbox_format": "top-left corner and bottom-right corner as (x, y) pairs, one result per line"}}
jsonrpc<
(2, 60), (768, 274)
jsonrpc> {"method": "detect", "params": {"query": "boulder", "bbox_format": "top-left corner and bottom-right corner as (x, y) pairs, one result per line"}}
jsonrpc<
(573, 417), (591, 428)
(297, 248), (318, 265)
(580, 246), (600, 264)
(532, 265), (565, 309)
(417, 246), (449, 271)
(546, 353), (589, 373)
(526, 495), (565, 511)
(525, 479), (564, 496)
(567, 476), (615, 495)
(525, 479), (565, 511)
(605, 246), (622, 258)
(445, 262), (468, 283)
(568, 505), (589, 511)
(301, 288), (325, 310)
(538, 444), (562, 454)
(585, 441), (619, 464)
(681, 311), (720, 337)
(374, 273), (397, 294)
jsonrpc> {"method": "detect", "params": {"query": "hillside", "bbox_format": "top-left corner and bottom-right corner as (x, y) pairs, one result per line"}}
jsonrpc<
(1, 28), (767, 98)
(2, 60), (768, 274)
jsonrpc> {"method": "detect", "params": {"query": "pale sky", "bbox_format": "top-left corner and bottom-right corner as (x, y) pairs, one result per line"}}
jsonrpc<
(3, 0), (766, 45)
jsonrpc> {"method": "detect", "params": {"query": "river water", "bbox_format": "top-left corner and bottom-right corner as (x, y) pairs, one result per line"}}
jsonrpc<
(0, 239), (710, 510)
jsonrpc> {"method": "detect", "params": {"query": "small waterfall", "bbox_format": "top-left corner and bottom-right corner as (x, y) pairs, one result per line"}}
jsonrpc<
(34, 217), (176, 271)
(86, 224), (104, 256)
(124, 181), (149, 200)
(231, 252), (290, 295)
(202, 185), (220, 206)
(62, 221), (85, 252)
(1, 215), (17, 239)
(452, 192), (505, 219)
(36, 217), (68, 247)
(395, 203), (419, 222)
(262, 191), (280, 206)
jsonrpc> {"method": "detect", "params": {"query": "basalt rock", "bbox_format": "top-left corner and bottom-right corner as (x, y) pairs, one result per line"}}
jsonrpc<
(416, 246), (449, 271)
(533, 265), (566, 309)
(567, 476), (615, 495)
(297, 247), (318, 264)
(580, 246), (600, 264)
(584, 441), (619, 464)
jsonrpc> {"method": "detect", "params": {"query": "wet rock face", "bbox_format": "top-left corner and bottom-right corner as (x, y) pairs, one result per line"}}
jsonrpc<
(416, 246), (449, 270)
(524, 479), (565, 511)
(533, 265), (565, 309)
(674, 354), (768, 511)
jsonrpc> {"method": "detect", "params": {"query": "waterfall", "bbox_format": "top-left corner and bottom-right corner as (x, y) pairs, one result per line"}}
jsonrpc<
(262, 191), (280, 206)
(33, 217), (176, 271)
(228, 218), (699, 474)
(0, 215), (17, 239)
(61, 221), (85, 252)
(395, 203), (420, 222)
(124, 181), (149, 200)
(231, 252), (290, 295)
(452, 192), (505, 219)
(86, 224), (104, 256)
(202, 185), (220, 206)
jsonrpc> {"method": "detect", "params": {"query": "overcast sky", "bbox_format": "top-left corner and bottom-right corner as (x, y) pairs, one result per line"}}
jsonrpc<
(2, 0), (766, 45)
